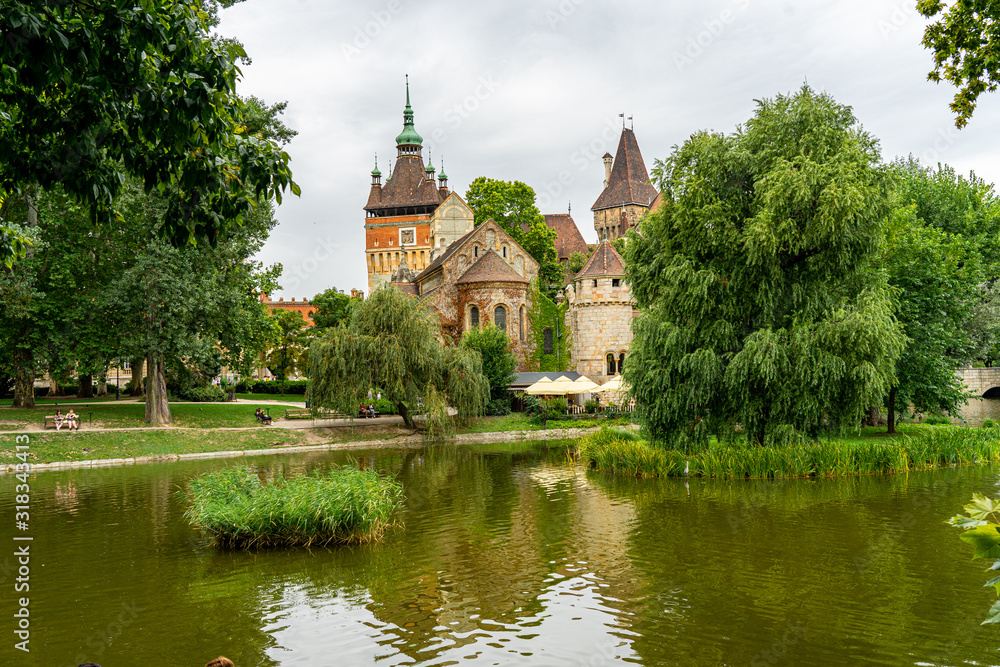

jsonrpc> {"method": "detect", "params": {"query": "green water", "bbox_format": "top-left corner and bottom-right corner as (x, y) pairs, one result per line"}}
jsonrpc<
(1, 441), (999, 666)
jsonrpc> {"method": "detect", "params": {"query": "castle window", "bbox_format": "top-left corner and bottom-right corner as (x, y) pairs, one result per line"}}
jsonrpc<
(470, 306), (479, 329)
(519, 306), (525, 341)
(474, 245), (479, 258)
(503, 245), (508, 258)
(495, 305), (507, 332)
(619, 353), (626, 373)
(593, 280), (598, 288)
(607, 353), (616, 376)
(612, 279), (620, 287)
(543, 328), (553, 355)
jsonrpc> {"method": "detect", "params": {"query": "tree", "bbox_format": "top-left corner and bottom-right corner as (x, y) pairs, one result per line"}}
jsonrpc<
(566, 250), (589, 275)
(265, 310), (309, 396)
(918, 0), (1000, 128)
(526, 282), (572, 372)
(0, 0), (297, 260)
(624, 85), (906, 448)
(464, 177), (563, 295)
(309, 286), (489, 429)
(310, 288), (354, 328)
(462, 325), (517, 415)
(883, 205), (979, 432)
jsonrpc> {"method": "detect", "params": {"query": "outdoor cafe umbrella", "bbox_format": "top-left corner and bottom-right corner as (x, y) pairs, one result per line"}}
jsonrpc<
(593, 375), (627, 393)
(524, 375), (598, 396)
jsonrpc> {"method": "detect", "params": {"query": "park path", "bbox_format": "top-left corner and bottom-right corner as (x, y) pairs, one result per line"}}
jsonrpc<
(0, 413), (405, 435)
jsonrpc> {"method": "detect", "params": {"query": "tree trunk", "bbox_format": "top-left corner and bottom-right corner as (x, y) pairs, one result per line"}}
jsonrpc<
(397, 401), (413, 429)
(96, 370), (108, 397)
(129, 356), (145, 396)
(78, 374), (94, 399)
(12, 348), (34, 409)
(887, 387), (897, 435)
(145, 352), (171, 425)
(48, 374), (63, 396)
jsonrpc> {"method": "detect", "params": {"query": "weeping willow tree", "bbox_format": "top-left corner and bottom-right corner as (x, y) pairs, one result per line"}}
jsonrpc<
(309, 285), (489, 430)
(625, 85), (907, 448)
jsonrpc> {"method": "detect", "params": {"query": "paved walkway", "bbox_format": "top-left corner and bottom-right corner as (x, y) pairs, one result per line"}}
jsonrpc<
(0, 413), (406, 435)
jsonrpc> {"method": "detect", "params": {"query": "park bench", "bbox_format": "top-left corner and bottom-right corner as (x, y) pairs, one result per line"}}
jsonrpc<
(255, 409), (272, 425)
(358, 408), (382, 418)
(284, 408), (312, 419)
(43, 414), (86, 430)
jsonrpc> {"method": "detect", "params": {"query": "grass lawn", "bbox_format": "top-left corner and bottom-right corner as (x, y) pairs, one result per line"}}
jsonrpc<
(0, 429), (310, 464)
(0, 402), (302, 430)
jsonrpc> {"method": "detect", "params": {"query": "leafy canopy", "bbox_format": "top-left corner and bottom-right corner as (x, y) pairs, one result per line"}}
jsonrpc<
(918, 0), (1000, 127)
(462, 325), (517, 414)
(625, 85), (906, 447)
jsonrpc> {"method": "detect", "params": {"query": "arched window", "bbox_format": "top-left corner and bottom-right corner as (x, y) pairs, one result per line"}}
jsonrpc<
(495, 305), (507, 332)
(470, 306), (479, 329)
(618, 353), (626, 373)
(474, 245), (479, 258)
(519, 306), (525, 341)
(606, 353), (616, 376)
(543, 328), (553, 355)
(503, 245), (508, 259)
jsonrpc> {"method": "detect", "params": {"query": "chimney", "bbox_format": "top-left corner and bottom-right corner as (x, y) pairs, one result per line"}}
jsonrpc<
(602, 153), (613, 188)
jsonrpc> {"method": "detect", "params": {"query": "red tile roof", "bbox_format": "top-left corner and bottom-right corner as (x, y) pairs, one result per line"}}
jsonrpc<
(365, 155), (443, 213)
(542, 214), (589, 261)
(456, 249), (528, 284)
(591, 128), (658, 211)
(576, 240), (625, 278)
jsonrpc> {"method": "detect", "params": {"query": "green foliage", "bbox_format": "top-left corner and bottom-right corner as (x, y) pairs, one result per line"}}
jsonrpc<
(520, 219), (564, 294)
(179, 385), (228, 403)
(584, 398), (599, 414)
(949, 493), (1000, 623)
(918, 0), (1000, 127)
(566, 250), (589, 275)
(544, 397), (568, 415)
(265, 309), (310, 394)
(184, 465), (404, 548)
(0, 0), (298, 249)
(310, 288), (355, 328)
(309, 285), (489, 429)
(526, 282), (572, 371)
(624, 85), (906, 448)
(581, 424), (1000, 479)
(462, 325), (516, 411)
(923, 414), (952, 425)
(235, 379), (308, 395)
(522, 394), (541, 417)
(984, 419), (997, 428)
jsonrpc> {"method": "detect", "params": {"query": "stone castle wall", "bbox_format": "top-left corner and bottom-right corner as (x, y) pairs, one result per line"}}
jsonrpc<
(568, 276), (635, 384)
(593, 204), (647, 241)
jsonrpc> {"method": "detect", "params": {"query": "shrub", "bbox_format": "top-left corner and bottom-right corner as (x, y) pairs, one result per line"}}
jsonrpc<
(544, 397), (568, 415)
(984, 419), (998, 428)
(234, 380), (308, 395)
(485, 397), (512, 416)
(184, 465), (404, 548)
(522, 394), (541, 416)
(584, 398), (599, 414)
(180, 385), (227, 402)
(924, 414), (952, 425)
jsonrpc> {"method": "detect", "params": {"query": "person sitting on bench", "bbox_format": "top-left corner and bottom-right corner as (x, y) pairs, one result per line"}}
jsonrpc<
(367, 404), (375, 418)
(54, 410), (64, 430)
(65, 409), (79, 431)
(255, 408), (272, 425)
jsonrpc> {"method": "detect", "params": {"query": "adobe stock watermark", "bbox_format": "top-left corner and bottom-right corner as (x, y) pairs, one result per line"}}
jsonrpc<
(535, 116), (621, 211)
(545, 0), (586, 30)
(919, 123), (962, 166)
(674, 0), (752, 72)
(340, 1), (404, 62)
(59, 599), (145, 667)
(423, 74), (501, 157)
(877, 2), (919, 40)
(281, 234), (342, 292)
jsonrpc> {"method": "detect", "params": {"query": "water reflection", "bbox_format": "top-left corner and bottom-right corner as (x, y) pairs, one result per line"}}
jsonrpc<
(3, 443), (1000, 666)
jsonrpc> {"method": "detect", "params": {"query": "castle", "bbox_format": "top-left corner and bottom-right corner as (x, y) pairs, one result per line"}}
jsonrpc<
(363, 80), (660, 383)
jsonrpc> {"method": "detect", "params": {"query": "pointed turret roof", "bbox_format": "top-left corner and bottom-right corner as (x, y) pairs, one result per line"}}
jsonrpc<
(591, 128), (658, 211)
(395, 76), (423, 147)
(576, 240), (625, 278)
(456, 249), (528, 284)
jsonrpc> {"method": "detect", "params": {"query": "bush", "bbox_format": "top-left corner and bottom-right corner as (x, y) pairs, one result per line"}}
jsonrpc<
(984, 419), (997, 429)
(485, 397), (512, 416)
(544, 397), (568, 415)
(180, 385), (227, 402)
(584, 398), (599, 414)
(184, 465), (404, 548)
(924, 414), (952, 425)
(522, 394), (541, 416)
(374, 397), (396, 415)
(234, 380), (309, 395)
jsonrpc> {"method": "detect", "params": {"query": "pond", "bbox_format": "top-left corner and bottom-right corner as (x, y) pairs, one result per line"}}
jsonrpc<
(2, 440), (1000, 666)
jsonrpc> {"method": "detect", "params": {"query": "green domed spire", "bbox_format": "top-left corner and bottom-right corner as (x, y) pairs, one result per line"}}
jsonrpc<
(425, 151), (435, 176)
(437, 157), (447, 181)
(371, 153), (381, 177)
(395, 75), (423, 148)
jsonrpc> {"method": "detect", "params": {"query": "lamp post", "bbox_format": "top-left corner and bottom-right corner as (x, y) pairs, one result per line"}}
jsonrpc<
(115, 357), (120, 400)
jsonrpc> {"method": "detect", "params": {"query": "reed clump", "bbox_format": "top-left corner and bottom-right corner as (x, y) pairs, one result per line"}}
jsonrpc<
(185, 466), (404, 548)
(578, 426), (1000, 479)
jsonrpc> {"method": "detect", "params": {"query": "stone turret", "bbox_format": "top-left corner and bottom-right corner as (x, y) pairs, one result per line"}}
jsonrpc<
(591, 128), (658, 241)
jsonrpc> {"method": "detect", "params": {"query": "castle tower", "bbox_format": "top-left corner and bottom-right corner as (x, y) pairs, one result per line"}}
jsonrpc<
(364, 77), (444, 294)
(591, 128), (658, 241)
(565, 241), (634, 383)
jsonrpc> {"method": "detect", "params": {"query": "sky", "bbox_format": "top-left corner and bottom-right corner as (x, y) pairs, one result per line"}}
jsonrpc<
(218, 0), (1000, 299)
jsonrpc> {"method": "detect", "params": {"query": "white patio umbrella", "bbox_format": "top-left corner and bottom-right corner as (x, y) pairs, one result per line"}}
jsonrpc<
(593, 375), (627, 393)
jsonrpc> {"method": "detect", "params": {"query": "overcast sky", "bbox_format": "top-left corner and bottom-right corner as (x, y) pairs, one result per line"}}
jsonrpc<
(218, 0), (1000, 299)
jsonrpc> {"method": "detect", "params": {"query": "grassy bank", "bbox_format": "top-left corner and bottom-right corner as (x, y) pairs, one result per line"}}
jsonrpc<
(578, 425), (1000, 479)
(0, 403), (302, 430)
(0, 429), (310, 464)
(185, 466), (403, 547)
